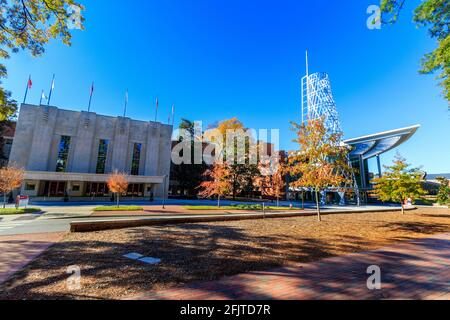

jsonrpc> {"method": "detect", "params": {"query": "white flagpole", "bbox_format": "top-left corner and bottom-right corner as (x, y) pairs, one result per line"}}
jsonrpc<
(39, 90), (45, 105)
(171, 104), (175, 126)
(47, 74), (55, 106)
(23, 75), (31, 104)
(88, 82), (94, 112)
(123, 90), (128, 117)
(154, 97), (159, 122)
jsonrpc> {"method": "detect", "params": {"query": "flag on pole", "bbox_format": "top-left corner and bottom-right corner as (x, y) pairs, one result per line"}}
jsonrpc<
(39, 90), (47, 105)
(154, 97), (159, 122)
(47, 74), (55, 106)
(123, 90), (128, 117)
(23, 75), (32, 104)
(171, 104), (175, 126)
(88, 82), (94, 112)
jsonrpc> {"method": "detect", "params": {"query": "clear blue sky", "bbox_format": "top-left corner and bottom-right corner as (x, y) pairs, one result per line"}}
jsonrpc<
(3, 0), (450, 174)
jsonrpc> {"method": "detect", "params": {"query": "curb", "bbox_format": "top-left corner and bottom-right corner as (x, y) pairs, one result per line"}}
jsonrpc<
(70, 206), (416, 233)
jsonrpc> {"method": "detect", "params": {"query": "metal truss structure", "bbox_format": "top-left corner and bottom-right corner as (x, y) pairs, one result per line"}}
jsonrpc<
(301, 72), (342, 135)
(300, 53), (360, 205)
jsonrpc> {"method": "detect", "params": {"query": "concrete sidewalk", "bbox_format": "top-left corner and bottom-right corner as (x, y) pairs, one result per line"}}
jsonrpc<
(71, 206), (415, 233)
(0, 232), (66, 285)
(129, 233), (450, 300)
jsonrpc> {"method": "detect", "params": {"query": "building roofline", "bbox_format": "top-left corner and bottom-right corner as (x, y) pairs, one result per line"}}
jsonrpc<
(343, 124), (420, 144)
(344, 124), (420, 160)
(20, 103), (172, 128)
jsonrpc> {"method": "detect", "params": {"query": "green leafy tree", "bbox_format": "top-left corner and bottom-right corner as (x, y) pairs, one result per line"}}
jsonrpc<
(288, 117), (353, 222)
(172, 119), (207, 197)
(436, 177), (450, 205)
(204, 118), (260, 200)
(380, 0), (450, 103)
(372, 153), (426, 213)
(0, 120), (13, 166)
(0, 0), (85, 120)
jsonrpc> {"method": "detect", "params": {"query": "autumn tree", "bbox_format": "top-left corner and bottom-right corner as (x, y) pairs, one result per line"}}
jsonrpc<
(107, 171), (129, 207)
(288, 117), (353, 221)
(0, 0), (85, 120)
(380, 0), (450, 103)
(372, 154), (426, 214)
(198, 163), (232, 207)
(0, 165), (24, 208)
(204, 117), (260, 199)
(255, 154), (286, 207)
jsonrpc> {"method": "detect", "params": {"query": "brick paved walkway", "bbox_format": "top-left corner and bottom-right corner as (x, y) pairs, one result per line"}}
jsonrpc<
(0, 232), (65, 285)
(130, 233), (450, 300)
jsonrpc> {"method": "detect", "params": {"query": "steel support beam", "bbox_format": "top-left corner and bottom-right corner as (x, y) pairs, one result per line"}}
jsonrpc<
(377, 155), (382, 178)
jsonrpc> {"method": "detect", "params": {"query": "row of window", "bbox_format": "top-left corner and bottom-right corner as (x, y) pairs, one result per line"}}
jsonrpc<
(55, 136), (142, 175)
(33, 181), (149, 197)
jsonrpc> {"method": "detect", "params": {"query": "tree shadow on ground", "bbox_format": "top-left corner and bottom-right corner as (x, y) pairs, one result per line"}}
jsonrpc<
(381, 221), (449, 235)
(419, 214), (450, 219)
(0, 222), (372, 300)
(0, 221), (449, 300)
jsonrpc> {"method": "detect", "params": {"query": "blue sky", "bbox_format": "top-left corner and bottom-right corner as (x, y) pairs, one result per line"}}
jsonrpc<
(3, 0), (450, 174)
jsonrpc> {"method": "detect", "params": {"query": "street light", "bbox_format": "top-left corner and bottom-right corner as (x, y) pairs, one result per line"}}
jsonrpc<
(162, 175), (168, 209)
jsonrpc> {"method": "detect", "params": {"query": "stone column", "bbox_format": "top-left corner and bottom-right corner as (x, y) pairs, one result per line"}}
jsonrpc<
(111, 117), (131, 172)
(70, 112), (97, 173)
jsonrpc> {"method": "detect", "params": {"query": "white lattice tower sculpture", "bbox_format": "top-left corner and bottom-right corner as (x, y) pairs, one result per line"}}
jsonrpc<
(300, 52), (361, 206)
(301, 72), (342, 135)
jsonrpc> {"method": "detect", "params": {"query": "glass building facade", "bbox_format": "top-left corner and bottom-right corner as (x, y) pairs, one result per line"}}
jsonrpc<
(131, 143), (142, 176)
(55, 136), (71, 172)
(96, 139), (109, 174)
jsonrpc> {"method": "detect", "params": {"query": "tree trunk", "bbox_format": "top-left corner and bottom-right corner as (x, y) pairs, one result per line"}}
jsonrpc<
(401, 203), (405, 214)
(3, 193), (6, 209)
(301, 192), (304, 210)
(116, 193), (120, 207)
(218, 195), (221, 208)
(276, 197), (279, 208)
(315, 190), (322, 222)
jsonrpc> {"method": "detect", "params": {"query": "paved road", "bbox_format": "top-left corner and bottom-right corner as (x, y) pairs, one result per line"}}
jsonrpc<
(0, 200), (401, 236)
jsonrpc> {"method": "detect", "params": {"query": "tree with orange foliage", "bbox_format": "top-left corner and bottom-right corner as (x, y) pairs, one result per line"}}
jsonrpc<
(198, 164), (232, 207)
(204, 117), (259, 200)
(0, 166), (24, 208)
(255, 155), (286, 207)
(107, 171), (129, 207)
(288, 117), (353, 221)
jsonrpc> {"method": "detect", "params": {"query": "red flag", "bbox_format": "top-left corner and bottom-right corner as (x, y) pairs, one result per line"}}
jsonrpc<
(28, 77), (32, 89)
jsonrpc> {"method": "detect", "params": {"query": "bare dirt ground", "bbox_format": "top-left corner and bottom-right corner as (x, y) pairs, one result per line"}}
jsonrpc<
(0, 207), (449, 300)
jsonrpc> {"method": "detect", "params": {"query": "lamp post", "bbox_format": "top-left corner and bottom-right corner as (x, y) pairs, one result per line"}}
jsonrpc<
(162, 175), (168, 209)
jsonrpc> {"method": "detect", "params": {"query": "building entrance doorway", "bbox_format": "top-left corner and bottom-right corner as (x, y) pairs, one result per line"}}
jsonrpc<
(42, 181), (67, 197)
(127, 184), (144, 197)
(85, 182), (109, 197)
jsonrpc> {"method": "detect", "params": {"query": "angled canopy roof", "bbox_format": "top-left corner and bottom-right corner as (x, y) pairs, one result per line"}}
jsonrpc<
(344, 125), (420, 160)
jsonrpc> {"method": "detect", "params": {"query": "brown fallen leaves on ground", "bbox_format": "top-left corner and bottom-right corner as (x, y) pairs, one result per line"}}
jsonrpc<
(0, 207), (449, 300)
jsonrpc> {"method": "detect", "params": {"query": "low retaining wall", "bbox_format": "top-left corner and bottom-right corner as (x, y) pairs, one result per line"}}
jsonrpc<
(70, 206), (416, 233)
